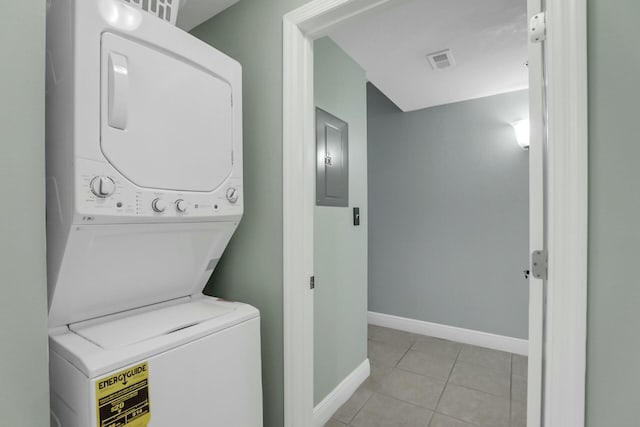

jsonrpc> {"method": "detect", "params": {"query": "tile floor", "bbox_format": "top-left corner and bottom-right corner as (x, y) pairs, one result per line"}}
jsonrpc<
(325, 325), (528, 427)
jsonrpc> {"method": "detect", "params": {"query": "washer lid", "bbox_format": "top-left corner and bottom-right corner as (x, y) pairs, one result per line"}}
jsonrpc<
(69, 299), (235, 350)
(100, 32), (234, 192)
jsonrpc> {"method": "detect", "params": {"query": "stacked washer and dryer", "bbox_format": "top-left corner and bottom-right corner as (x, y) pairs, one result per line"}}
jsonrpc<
(46, 1), (262, 426)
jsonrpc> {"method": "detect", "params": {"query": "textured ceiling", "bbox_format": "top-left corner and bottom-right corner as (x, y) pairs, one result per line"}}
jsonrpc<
(327, 0), (529, 111)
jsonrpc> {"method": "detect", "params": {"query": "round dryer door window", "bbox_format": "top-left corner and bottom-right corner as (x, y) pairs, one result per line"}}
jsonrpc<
(100, 32), (234, 192)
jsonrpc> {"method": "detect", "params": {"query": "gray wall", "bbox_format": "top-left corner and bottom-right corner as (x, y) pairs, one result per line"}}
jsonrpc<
(190, 1), (307, 425)
(188, 0), (640, 423)
(313, 37), (368, 405)
(0, 1), (50, 426)
(586, 0), (640, 424)
(368, 85), (529, 339)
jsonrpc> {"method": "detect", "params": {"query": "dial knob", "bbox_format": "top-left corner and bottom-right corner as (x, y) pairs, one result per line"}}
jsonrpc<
(226, 187), (239, 204)
(90, 176), (115, 198)
(175, 199), (189, 213)
(152, 198), (167, 213)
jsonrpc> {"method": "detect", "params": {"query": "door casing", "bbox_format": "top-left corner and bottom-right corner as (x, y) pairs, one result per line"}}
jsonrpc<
(282, 1), (588, 426)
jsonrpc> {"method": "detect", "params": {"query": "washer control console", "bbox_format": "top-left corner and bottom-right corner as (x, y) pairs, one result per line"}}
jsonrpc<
(175, 199), (190, 213)
(226, 187), (239, 204)
(78, 160), (242, 221)
(151, 198), (167, 213)
(90, 176), (116, 198)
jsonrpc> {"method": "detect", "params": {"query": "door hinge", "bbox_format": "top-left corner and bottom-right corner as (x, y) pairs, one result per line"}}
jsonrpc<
(529, 12), (546, 43)
(531, 250), (548, 280)
(309, 276), (315, 290)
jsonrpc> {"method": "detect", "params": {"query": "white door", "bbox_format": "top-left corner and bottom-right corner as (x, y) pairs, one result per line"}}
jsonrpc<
(526, 0), (546, 425)
(100, 32), (234, 192)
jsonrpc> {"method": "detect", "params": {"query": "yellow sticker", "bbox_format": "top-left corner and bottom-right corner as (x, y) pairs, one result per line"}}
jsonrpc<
(95, 362), (151, 427)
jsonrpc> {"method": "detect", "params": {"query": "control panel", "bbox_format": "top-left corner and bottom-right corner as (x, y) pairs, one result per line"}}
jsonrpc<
(75, 158), (242, 222)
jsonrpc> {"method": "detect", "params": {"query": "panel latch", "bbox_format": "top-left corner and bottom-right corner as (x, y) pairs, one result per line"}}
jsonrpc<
(310, 276), (315, 290)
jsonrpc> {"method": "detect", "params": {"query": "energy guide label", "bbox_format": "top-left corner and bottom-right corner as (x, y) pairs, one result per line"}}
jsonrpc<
(96, 362), (151, 427)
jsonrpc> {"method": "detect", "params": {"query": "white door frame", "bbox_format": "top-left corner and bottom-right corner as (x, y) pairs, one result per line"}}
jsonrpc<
(282, 1), (588, 426)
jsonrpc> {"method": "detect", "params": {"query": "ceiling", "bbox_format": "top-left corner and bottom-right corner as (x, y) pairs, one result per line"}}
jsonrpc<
(326, 0), (529, 112)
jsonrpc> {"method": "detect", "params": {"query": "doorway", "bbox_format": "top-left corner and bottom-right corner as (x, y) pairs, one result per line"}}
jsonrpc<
(282, 1), (587, 426)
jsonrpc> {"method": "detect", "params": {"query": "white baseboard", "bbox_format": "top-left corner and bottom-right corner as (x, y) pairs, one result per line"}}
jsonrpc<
(313, 358), (370, 427)
(368, 312), (528, 356)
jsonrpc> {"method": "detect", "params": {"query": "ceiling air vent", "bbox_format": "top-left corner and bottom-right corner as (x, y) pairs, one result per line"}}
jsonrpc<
(426, 49), (456, 70)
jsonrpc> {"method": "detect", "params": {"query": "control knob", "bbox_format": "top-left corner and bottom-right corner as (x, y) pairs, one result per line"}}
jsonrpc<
(152, 198), (167, 213)
(175, 199), (189, 213)
(226, 187), (239, 204)
(90, 176), (115, 198)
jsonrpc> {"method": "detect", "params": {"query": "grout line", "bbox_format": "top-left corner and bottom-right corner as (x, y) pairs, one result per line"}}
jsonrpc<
(442, 381), (512, 400)
(394, 343), (413, 368)
(394, 365), (451, 383)
(432, 344), (462, 412)
(439, 383), (512, 402)
(450, 356), (512, 374)
(432, 410), (483, 426)
(344, 384), (375, 425)
(368, 391), (434, 410)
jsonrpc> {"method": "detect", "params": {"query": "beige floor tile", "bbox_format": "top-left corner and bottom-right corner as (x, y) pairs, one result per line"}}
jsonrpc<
(377, 368), (446, 409)
(510, 400), (527, 427)
(511, 375), (527, 403)
(449, 361), (510, 398)
(512, 354), (528, 378)
(350, 393), (434, 427)
(368, 324), (419, 350)
(411, 336), (461, 360)
(356, 329), (528, 427)
(429, 413), (477, 427)
(332, 386), (373, 424)
(457, 345), (511, 375)
(368, 339), (409, 367)
(362, 363), (393, 392)
(324, 419), (349, 427)
(437, 384), (510, 427)
(397, 350), (456, 380)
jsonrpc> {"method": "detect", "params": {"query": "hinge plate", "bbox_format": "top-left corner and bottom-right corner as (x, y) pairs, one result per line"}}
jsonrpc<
(310, 276), (315, 290)
(531, 250), (548, 280)
(529, 12), (546, 43)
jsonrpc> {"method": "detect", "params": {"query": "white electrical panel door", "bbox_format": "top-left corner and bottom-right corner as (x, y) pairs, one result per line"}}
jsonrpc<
(100, 32), (234, 193)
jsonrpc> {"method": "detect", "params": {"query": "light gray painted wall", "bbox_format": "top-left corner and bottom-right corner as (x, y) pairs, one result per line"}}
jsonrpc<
(313, 37), (368, 405)
(0, 1), (50, 426)
(586, 0), (640, 424)
(368, 85), (529, 339)
(190, 1), (307, 425)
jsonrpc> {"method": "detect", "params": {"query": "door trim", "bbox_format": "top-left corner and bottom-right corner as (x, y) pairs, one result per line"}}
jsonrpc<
(282, 1), (587, 426)
(543, 1), (588, 425)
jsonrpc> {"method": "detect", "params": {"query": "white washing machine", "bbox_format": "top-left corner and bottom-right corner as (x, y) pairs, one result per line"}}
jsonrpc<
(45, 1), (262, 426)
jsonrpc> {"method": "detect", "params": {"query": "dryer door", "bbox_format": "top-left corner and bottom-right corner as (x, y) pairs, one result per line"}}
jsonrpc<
(100, 32), (233, 192)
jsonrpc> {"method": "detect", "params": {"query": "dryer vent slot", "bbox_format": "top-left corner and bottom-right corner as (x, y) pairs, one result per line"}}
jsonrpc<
(121, 0), (180, 25)
(165, 322), (201, 335)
